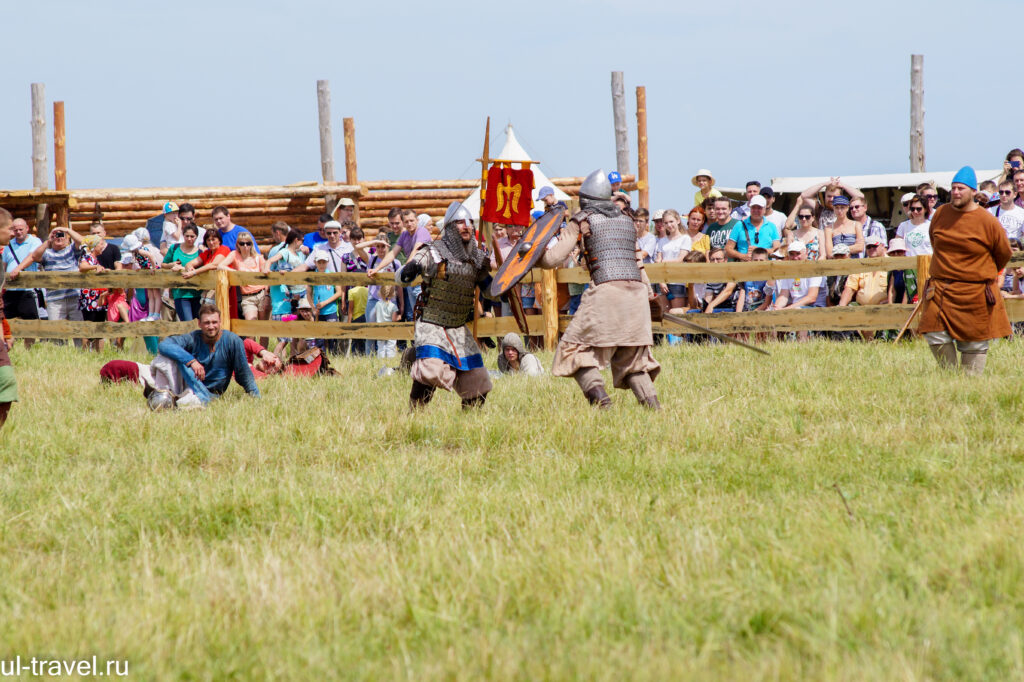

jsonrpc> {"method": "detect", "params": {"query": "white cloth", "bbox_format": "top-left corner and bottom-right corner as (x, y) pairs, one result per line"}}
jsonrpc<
(896, 219), (933, 257)
(777, 276), (824, 304)
(990, 204), (1024, 243)
(655, 234), (692, 262)
(764, 210), (787, 232)
(637, 233), (658, 263)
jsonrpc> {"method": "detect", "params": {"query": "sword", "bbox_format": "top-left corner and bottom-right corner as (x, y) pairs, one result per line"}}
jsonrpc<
(662, 312), (770, 356)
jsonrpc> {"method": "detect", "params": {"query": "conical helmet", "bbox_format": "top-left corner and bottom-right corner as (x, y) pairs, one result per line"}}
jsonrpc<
(443, 201), (473, 227)
(147, 389), (176, 411)
(579, 168), (612, 200)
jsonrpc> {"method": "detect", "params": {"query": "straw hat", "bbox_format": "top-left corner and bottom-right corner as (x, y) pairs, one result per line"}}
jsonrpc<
(691, 169), (716, 187)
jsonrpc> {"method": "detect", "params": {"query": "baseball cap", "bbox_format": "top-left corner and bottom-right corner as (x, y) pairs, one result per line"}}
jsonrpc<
(750, 195), (767, 208)
(887, 238), (907, 253)
(831, 195), (850, 207)
(831, 243), (850, 256)
(652, 209), (666, 220)
(163, 201), (179, 214)
(537, 186), (554, 200)
(608, 171), (622, 184)
(759, 186), (775, 198)
(900, 192), (916, 204)
(864, 235), (885, 247)
(788, 240), (806, 253)
(324, 220), (342, 230)
(296, 299), (312, 310)
(313, 251), (331, 261)
(337, 197), (356, 207)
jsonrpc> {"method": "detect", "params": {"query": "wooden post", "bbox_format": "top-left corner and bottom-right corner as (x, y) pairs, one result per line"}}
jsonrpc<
(215, 270), (232, 333)
(30, 83), (50, 233)
(611, 71), (630, 179)
(316, 80), (335, 210)
(635, 86), (649, 210)
(910, 55), (925, 173)
(343, 117), (358, 220)
(53, 101), (67, 231)
(541, 268), (559, 352)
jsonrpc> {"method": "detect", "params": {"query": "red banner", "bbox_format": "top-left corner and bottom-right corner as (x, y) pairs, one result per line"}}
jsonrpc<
(482, 165), (534, 226)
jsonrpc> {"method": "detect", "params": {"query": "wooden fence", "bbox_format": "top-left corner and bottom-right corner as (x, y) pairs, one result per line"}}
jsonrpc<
(10, 254), (1024, 350)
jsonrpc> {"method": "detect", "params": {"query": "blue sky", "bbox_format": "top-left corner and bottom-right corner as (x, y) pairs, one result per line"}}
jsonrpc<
(3, 0), (1021, 210)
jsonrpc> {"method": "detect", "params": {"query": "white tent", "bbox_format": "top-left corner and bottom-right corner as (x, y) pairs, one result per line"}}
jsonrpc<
(460, 124), (572, 218)
(770, 169), (1001, 194)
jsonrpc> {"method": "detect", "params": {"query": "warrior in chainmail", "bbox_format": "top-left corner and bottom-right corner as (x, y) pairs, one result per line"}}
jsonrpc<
(396, 201), (493, 410)
(537, 169), (660, 408)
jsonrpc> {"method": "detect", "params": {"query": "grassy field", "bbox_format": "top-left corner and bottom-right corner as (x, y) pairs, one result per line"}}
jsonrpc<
(2, 336), (1024, 681)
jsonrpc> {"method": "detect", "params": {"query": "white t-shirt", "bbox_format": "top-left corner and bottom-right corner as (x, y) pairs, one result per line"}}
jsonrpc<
(896, 220), (932, 256)
(990, 204), (1024, 243)
(777, 276), (824, 305)
(764, 210), (787, 232)
(656, 234), (692, 262)
(305, 242), (353, 271)
(636, 233), (658, 263)
(161, 220), (205, 246)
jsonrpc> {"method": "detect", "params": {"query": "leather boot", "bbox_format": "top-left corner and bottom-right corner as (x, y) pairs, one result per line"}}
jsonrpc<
(461, 394), (487, 410)
(929, 342), (957, 370)
(960, 351), (988, 376)
(574, 368), (611, 408)
(409, 381), (435, 410)
(626, 372), (661, 410)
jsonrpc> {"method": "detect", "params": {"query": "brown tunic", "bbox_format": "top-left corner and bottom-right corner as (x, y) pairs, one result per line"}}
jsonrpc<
(539, 218), (660, 385)
(919, 204), (1012, 341)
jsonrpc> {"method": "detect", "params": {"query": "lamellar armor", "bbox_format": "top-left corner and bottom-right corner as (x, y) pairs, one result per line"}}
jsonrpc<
(575, 210), (641, 285)
(417, 202), (489, 328)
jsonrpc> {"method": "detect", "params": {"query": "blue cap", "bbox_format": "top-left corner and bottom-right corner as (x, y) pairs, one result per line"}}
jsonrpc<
(952, 165), (978, 190)
(163, 201), (179, 214)
(608, 171), (622, 184)
(531, 210), (545, 221)
(831, 195), (850, 206)
(537, 186), (554, 199)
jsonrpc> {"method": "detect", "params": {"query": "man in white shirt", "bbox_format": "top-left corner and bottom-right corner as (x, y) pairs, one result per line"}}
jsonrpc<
(294, 221), (351, 273)
(760, 187), (787, 232)
(774, 240), (824, 341)
(990, 180), (1024, 243)
(731, 181), (762, 221)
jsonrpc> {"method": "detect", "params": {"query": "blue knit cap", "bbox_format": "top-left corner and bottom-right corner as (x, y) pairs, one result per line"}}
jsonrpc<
(951, 165), (977, 190)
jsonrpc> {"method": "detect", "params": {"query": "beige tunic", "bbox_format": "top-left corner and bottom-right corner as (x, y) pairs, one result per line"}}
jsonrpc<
(539, 218), (660, 385)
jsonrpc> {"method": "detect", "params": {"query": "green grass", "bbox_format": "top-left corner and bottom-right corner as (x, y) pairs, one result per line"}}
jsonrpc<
(3, 337), (1024, 680)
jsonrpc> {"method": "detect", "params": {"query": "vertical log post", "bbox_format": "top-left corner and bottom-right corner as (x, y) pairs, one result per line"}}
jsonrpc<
(910, 55), (925, 173)
(635, 85), (649, 210)
(541, 268), (559, 352)
(316, 80), (335, 211)
(611, 71), (630, 180)
(53, 101), (67, 231)
(215, 270), (232, 333)
(30, 83), (49, 234)
(914, 253), (932, 334)
(343, 117), (358, 221)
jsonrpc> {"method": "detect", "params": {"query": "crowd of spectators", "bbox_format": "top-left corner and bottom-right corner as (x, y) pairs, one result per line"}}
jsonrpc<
(4, 150), (1024, 366)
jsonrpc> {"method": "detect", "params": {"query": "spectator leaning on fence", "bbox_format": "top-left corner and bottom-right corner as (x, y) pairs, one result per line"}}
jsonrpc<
(77, 234), (111, 352)
(654, 209), (691, 312)
(726, 195), (781, 262)
(838, 235), (890, 309)
(210, 206), (255, 251)
(1, 218), (43, 349)
(162, 224), (203, 322)
(220, 233), (268, 328)
(886, 238), (913, 304)
(702, 249), (738, 314)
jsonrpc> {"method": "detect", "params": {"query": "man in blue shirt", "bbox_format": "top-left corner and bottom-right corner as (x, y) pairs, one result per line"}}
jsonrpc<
(149, 304), (259, 408)
(210, 206), (256, 251)
(1, 218), (43, 349)
(725, 195), (781, 262)
(302, 213), (333, 254)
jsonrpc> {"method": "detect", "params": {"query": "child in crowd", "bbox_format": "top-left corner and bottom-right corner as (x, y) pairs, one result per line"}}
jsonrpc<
(371, 285), (401, 358)
(346, 285), (369, 355)
(308, 251), (343, 352)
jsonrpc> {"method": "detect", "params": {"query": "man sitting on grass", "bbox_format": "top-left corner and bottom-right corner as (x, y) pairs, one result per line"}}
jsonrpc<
(146, 304), (259, 408)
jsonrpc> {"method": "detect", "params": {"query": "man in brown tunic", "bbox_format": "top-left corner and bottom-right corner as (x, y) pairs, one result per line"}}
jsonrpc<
(538, 169), (660, 408)
(919, 166), (1011, 375)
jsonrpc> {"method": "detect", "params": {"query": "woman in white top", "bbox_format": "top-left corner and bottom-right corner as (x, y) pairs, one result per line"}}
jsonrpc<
(895, 194), (932, 257)
(654, 209), (692, 312)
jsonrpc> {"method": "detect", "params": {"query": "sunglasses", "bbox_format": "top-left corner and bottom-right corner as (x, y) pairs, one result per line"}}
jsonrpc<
(237, 241), (252, 246)
(798, 215), (813, 220)
(909, 207), (924, 213)
(325, 230), (341, 235)
(924, 194), (938, 200)
(1000, 190), (1015, 196)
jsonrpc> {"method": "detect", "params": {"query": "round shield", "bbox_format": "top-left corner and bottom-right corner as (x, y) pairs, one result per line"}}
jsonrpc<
(490, 209), (565, 297)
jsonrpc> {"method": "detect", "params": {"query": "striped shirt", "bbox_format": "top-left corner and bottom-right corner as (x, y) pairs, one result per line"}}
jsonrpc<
(41, 245), (81, 301)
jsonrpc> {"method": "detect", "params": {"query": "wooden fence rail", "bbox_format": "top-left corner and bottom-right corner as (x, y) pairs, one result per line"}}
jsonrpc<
(9, 255), (1024, 346)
